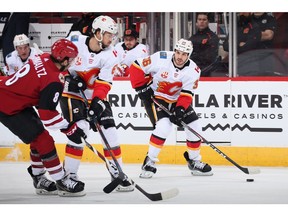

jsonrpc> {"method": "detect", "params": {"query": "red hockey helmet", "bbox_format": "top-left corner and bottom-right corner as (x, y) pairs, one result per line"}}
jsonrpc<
(51, 39), (78, 62)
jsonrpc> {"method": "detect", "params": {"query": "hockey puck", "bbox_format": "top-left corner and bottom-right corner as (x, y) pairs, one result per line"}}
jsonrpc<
(246, 179), (254, 182)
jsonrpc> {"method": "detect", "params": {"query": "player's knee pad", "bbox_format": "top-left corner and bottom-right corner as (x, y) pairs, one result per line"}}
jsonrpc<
(185, 119), (202, 141)
(101, 127), (119, 148)
(76, 119), (90, 135)
(30, 130), (56, 155)
(153, 117), (173, 138)
(20, 124), (45, 144)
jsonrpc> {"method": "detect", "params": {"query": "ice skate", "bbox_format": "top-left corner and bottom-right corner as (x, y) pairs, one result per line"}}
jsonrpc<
(115, 178), (134, 192)
(56, 173), (86, 197)
(109, 166), (134, 192)
(69, 172), (80, 181)
(27, 166), (58, 195)
(183, 151), (213, 176)
(139, 155), (157, 179)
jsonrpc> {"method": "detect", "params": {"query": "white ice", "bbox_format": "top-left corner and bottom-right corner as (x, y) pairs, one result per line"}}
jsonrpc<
(0, 162), (287, 215)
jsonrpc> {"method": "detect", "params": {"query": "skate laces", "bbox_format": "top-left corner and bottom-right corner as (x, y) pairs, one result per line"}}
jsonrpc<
(62, 174), (79, 189)
(192, 160), (206, 170)
(144, 157), (156, 168)
(69, 173), (79, 181)
(37, 175), (53, 188)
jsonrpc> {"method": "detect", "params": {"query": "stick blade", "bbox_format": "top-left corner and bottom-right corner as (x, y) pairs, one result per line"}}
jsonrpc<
(134, 183), (179, 202)
(160, 188), (179, 200)
(103, 177), (122, 194)
(247, 167), (261, 174)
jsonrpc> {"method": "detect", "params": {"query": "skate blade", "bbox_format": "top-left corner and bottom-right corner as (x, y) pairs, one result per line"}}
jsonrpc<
(36, 189), (58, 195)
(139, 170), (154, 179)
(58, 190), (86, 197)
(190, 170), (213, 176)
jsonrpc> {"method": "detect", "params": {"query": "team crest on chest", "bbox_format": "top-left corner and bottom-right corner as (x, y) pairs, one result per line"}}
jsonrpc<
(161, 71), (168, 78)
(75, 56), (82, 66)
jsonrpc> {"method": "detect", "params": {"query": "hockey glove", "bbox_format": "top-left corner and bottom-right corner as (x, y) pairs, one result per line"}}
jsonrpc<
(88, 97), (106, 120)
(64, 75), (87, 93)
(61, 122), (87, 144)
(170, 106), (185, 127)
(135, 84), (154, 102)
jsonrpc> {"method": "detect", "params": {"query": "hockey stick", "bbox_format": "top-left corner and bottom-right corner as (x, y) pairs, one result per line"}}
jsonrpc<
(79, 90), (179, 201)
(77, 90), (127, 193)
(151, 97), (261, 175)
(81, 137), (123, 193)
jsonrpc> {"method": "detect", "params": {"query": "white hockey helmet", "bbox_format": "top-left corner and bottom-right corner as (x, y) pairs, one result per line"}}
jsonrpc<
(13, 34), (30, 48)
(92, 15), (118, 35)
(174, 38), (193, 58)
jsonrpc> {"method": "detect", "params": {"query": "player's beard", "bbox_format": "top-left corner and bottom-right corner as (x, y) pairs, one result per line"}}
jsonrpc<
(102, 42), (111, 49)
(173, 57), (185, 68)
(59, 63), (68, 72)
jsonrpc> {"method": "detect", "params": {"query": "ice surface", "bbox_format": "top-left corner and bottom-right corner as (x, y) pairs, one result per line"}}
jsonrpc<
(0, 162), (287, 215)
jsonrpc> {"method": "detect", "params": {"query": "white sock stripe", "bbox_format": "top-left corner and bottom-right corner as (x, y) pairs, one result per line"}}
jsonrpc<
(46, 164), (62, 173)
(41, 113), (62, 125)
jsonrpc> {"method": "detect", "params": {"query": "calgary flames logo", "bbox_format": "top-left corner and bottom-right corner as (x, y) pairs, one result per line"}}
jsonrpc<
(76, 68), (100, 89)
(161, 71), (168, 78)
(157, 81), (182, 96)
(75, 56), (82, 66)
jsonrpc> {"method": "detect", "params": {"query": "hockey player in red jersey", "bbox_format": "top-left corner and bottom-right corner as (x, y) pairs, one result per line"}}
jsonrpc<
(0, 39), (87, 197)
(61, 15), (134, 192)
(129, 38), (213, 178)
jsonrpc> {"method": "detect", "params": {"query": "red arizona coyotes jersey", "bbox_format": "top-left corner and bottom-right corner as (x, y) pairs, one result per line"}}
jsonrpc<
(65, 34), (118, 100)
(0, 53), (68, 130)
(130, 51), (201, 109)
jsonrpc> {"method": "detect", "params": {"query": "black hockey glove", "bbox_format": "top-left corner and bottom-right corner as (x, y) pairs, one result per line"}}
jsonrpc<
(135, 84), (154, 102)
(61, 122), (87, 144)
(88, 97), (106, 120)
(64, 75), (87, 93)
(170, 106), (185, 127)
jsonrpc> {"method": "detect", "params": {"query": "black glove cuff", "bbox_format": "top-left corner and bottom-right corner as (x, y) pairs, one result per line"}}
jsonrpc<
(135, 84), (148, 93)
(64, 75), (87, 93)
(174, 106), (185, 114)
(89, 97), (106, 116)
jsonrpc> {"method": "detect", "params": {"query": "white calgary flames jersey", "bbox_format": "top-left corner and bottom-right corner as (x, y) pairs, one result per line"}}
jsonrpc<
(4, 47), (39, 76)
(136, 51), (201, 103)
(114, 42), (148, 67)
(65, 34), (119, 100)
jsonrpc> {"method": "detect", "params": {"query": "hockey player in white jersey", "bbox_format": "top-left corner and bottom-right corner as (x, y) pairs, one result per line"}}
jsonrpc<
(130, 38), (213, 178)
(61, 15), (134, 193)
(114, 28), (148, 77)
(4, 34), (43, 76)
